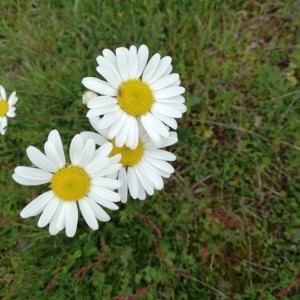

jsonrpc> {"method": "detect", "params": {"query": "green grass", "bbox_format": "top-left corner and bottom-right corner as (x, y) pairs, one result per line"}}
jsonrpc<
(1, 0), (300, 299)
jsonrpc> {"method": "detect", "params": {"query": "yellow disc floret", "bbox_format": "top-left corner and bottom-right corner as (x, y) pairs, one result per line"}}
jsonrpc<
(117, 79), (154, 116)
(51, 166), (90, 201)
(0, 100), (9, 117)
(110, 139), (144, 167)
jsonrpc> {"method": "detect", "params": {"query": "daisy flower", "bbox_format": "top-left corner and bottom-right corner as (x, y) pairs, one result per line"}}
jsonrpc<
(0, 85), (18, 135)
(82, 44), (186, 149)
(81, 117), (178, 203)
(13, 130), (122, 237)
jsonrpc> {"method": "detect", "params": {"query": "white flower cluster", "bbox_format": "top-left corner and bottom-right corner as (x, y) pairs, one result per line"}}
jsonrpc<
(12, 45), (186, 237)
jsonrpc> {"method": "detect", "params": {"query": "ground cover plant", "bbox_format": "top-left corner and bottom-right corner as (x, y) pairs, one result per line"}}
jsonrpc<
(0, 0), (299, 299)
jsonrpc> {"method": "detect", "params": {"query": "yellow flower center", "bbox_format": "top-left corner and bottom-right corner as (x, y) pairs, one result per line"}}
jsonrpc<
(117, 79), (154, 116)
(110, 139), (144, 167)
(51, 166), (90, 201)
(0, 100), (9, 117)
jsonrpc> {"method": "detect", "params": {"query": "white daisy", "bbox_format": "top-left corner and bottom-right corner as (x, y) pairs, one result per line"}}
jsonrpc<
(82, 44), (186, 149)
(13, 129), (122, 237)
(0, 85), (18, 135)
(81, 117), (178, 203)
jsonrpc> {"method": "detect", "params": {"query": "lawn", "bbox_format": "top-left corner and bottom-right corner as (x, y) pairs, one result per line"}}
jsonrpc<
(0, 0), (299, 299)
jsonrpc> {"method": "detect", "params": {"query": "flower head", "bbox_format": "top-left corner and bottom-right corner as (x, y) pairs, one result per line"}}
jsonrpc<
(0, 85), (18, 135)
(81, 117), (178, 203)
(82, 45), (186, 149)
(13, 130), (122, 237)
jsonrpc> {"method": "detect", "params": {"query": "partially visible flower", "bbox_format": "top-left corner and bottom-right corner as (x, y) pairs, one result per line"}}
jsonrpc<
(0, 85), (18, 135)
(82, 44), (186, 149)
(81, 117), (178, 203)
(13, 130), (122, 237)
(82, 90), (98, 105)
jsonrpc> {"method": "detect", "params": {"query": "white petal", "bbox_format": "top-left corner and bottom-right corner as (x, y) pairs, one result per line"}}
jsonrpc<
(167, 103), (186, 113)
(65, 202), (78, 237)
(146, 56), (172, 84)
(124, 117), (139, 149)
(47, 130), (66, 167)
(88, 116), (102, 132)
(85, 158), (109, 175)
(131, 119), (140, 149)
(96, 64), (122, 89)
(136, 45), (149, 78)
(85, 198), (111, 222)
(137, 186), (146, 200)
(139, 161), (164, 190)
(82, 77), (117, 96)
(86, 104), (119, 118)
(151, 109), (178, 130)
(173, 79), (181, 86)
(154, 86), (185, 99)
(102, 49), (118, 69)
(143, 155), (174, 174)
(162, 65), (172, 76)
(49, 202), (63, 235)
(6, 111), (15, 118)
(144, 149), (176, 161)
(127, 167), (139, 199)
(142, 156), (171, 178)
(37, 197), (60, 227)
(8, 106), (16, 113)
(26, 146), (58, 172)
(90, 186), (120, 202)
(108, 171), (118, 180)
(115, 116), (130, 148)
(108, 112), (127, 140)
(87, 96), (117, 108)
(80, 131), (108, 146)
(128, 163), (146, 200)
(140, 115), (162, 142)
(156, 95), (185, 104)
(134, 164), (154, 196)
(128, 45), (138, 78)
(98, 110), (122, 130)
(150, 73), (180, 91)
(0, 117), (7, 134)
(44, 141), (65, 170)
(69, 134), (83, 165)
(140, 129), (153, 145)
(91, 177), (122, 189)
(118, 167), (128, 203)
(116, 47), (129, 80)
(94, 163), (122, 177)
(109, 154), (121, 165)
(92, 142), (113, 160)
(0, 85), (7, 100)
(77, 139), (95, 166)
(144, 112), (169, 138)
(152, 103), (182, 118)
(84, 142), (115, 173)
(142, 53), (161, 82)
(89, 192), (119, 210)
(56, 201), (67, 231)
(13, 173), (44, 186)
(14, 166), (52, 183)
(78, 198), (99, 230)
(8, 92), (18, 106)
(20, 191), (54, 218)
(158, 131), (178, 147)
